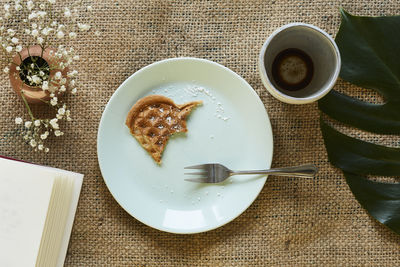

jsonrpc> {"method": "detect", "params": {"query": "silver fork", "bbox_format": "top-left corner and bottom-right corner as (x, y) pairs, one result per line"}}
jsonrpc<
(184, 163), (318, 183)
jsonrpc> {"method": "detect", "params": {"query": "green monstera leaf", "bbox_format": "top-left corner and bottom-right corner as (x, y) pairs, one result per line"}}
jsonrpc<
(319, 9), (400, 234)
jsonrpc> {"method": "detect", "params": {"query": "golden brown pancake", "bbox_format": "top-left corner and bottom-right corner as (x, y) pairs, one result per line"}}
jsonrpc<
(125, 95), (202, 164)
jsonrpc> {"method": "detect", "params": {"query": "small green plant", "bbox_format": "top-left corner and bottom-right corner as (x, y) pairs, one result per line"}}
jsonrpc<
(0, 0), (97, 151)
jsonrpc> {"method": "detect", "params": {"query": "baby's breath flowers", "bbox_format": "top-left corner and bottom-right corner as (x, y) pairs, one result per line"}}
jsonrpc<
(0, 0), (95, 152)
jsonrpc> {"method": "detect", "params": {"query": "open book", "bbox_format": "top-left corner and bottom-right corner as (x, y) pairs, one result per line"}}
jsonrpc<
(0, 156), (83, 267)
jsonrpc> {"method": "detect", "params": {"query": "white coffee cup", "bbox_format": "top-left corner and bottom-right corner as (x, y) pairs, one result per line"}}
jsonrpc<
(259, 23), (341, 104)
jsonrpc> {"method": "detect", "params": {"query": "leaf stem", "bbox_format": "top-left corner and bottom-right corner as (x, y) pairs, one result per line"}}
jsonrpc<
(20, 91), (35, 121)
(17, 51), (23, 64)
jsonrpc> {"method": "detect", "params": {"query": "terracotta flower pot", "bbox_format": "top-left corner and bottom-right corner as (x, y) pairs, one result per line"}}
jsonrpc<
(9, 45), (67, 104)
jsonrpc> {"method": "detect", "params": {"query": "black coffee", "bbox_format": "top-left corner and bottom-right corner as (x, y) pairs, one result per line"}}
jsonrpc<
(270, 48), (314, 91)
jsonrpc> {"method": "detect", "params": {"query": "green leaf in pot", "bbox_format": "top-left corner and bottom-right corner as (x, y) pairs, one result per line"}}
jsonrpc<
(319, 9), (400, 235)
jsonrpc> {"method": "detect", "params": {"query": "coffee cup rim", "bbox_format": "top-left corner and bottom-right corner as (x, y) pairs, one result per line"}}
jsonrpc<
(258, 23), (341, 104)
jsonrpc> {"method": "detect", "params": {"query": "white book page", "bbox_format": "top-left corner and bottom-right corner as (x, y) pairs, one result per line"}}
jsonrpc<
(0, 158), (54, 267)
(54, 171), (83, 267)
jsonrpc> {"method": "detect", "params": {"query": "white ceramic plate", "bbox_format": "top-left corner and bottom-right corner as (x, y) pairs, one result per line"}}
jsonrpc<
(97, 58), (273, 234)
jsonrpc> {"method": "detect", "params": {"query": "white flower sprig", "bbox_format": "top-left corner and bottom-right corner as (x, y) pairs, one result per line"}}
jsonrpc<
(0, 0), (96, 152)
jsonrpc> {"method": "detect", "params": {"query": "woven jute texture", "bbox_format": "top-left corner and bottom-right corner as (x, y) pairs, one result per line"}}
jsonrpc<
(1, 0), (400, 266)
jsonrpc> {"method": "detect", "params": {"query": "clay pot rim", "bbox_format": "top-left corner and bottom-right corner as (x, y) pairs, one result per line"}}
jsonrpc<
(11, 45), (53, 65)
(9, 45), (66, 104)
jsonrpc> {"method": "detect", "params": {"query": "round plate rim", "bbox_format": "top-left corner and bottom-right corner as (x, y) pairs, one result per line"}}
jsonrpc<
(97, 57), (274, 234)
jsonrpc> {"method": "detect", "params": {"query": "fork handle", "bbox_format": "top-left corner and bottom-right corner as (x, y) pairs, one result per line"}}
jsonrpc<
(231, 164), (318, 178)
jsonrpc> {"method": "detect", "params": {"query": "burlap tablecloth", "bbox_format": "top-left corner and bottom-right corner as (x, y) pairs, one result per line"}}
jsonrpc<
(1, 0), (400, 266)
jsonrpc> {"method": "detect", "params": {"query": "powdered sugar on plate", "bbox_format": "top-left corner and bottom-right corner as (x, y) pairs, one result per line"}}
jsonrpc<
(184, 84), (230, 121)
(152, 82), (231, 122)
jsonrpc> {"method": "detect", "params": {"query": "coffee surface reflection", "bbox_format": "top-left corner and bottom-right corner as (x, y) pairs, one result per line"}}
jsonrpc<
(270, 48), (314, 91)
